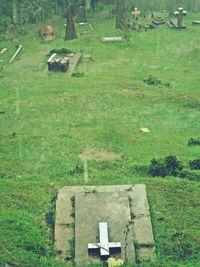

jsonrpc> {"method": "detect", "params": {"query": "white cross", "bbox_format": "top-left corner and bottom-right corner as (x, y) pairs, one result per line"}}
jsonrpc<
(88, 222), (121, 259)
(132, 8), (141, 20)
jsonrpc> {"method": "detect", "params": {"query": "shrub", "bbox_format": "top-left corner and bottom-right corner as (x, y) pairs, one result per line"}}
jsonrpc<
(189, 159), (200, 170)
(148, 155), (183, 177)
(188, 137), (200, 146)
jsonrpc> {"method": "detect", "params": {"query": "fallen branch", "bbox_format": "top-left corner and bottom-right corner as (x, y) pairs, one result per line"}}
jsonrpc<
(9, 45), (23, 63)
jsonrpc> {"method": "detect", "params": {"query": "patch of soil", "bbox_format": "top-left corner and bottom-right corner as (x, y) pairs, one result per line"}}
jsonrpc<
(79, 148), (121, 161)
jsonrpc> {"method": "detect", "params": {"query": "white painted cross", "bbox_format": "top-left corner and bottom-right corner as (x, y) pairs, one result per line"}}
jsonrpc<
(88, 222), (121, 259)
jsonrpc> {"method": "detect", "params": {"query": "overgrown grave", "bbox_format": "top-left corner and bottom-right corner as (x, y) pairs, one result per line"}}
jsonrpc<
(47, 48), (81, 74)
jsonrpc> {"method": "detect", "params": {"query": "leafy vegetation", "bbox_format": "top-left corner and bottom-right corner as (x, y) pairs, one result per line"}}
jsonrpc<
(0, 2), (200, 267)
(148, 155), (183, 177)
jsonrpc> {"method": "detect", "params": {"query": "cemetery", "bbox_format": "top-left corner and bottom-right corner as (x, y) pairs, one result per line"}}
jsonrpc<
(0, 1), (200, 267)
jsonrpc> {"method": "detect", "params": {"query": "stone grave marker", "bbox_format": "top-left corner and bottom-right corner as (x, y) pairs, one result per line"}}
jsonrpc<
(55, 184), (156, 265)
(39, 24), (55, 41)
(169, 7), (187, 29)
(76, 5), (87, 23)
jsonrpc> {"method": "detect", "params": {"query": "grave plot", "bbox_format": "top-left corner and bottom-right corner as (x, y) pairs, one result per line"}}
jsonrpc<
(55, 185), (156, 265)
(47, 49), (82, 74)
(149, 17), (165, 29)
(168, 7), (187, 29)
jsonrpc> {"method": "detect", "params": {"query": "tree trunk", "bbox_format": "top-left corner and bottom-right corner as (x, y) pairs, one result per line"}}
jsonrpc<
(64, 6), (77, 41)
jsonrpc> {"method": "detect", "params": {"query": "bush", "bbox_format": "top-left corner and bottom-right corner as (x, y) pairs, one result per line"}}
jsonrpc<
(188, 137), (200, 146)
(148, 155), (183, 177)
(189, 159), (200, 170)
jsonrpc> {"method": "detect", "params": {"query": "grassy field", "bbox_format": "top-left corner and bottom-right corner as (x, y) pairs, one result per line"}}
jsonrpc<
(0, 10), (200, 267)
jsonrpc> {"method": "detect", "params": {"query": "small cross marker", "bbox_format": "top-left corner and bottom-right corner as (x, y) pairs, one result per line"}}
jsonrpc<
(132, 8), (141, 21)
(88, 222), (121, 259)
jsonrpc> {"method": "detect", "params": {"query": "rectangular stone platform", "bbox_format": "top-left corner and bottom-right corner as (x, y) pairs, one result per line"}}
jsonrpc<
(55, 185), (156, 265)
(75, 192), (135, 265)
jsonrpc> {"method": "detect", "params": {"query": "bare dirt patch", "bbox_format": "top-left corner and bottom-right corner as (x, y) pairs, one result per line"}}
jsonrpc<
(79, 148), (121, 161)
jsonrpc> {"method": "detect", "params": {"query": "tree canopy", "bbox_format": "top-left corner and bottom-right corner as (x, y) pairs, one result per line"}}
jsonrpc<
(1, 0), (200, 34)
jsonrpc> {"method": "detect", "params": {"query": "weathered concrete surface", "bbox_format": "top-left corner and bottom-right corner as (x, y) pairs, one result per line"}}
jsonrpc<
(68, 53), (82, 74)
(137, 247), (157, 263)
(54, 189), (75, 260)
(129, 184), (155, 262)
(75, 192), (135, 266)
(55, 185), (156, 264)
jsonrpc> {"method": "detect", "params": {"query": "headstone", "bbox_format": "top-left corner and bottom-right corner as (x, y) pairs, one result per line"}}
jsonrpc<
(39, 24), (55, 41)
(76, 5), (87, 23)
(65, 5), (77, 41)
(169, 7), (187, 29)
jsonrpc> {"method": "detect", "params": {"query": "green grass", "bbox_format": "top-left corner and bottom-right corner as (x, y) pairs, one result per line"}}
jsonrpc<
(0, 11), (200, 267)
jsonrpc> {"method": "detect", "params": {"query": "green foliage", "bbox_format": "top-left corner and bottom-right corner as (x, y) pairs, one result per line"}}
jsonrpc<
(48, 48), (73, 56)
(189, 159), (200, 170)
(148, 155), (183, 177)
(71, 71), (85, 77)
(0, 210), (48, 256)
(188, 137), (200, 146)
(144, 74), (170, 87)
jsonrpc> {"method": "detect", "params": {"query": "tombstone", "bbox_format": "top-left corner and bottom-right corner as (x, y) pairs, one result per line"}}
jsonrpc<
(39, 24), (55, 41)
(65, 5), (77, 41)
(169, 7), (187, 29)
(131, 7), (141, 21)
(55, 185), (156, 265)
(76, 5), (87, 23)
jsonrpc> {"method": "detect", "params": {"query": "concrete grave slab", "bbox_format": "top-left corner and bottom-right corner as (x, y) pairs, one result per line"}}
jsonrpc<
(75, 192), (135, 265)
(55, 185), (156, 264)
(101, 37), (123, 43)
